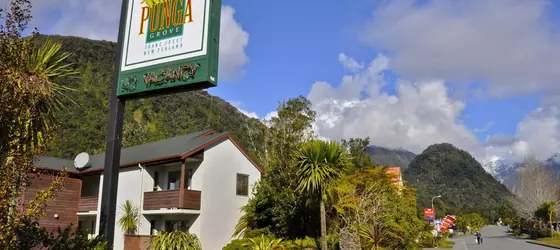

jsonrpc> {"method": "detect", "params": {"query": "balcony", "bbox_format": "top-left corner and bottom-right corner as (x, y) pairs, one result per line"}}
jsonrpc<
(78, 196), (98, 212)
(143, 189), (201, 211)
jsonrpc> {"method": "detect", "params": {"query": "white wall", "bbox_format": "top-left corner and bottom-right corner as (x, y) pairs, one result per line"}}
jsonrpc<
(94, 175), (103, 235)
(90, 138), (260, 250)
(193, 139), (261, 250)
(111, 167), (151, 250)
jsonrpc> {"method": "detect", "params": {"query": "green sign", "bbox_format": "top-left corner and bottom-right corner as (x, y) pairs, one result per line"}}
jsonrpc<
(117, 0), (221, 97)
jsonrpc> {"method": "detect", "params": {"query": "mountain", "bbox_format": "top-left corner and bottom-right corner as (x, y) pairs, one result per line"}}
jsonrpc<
(543, 153), (560, 180)
(403, 143), (513, 221)
(482, 157), (522, 187)
(34, 35), (266, 160)
(366, 145), (416, 169)
(484, 153), (560, 188)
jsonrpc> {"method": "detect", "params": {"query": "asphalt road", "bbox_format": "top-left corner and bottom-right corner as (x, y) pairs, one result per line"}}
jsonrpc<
(449, 225), (551, 250)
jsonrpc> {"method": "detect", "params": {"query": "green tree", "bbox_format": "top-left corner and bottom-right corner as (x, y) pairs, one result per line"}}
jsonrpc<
(234, 96), (320, 239)
(535, 201), (556, 237)
(331, 167), (423, 250)
(0, 0), (77, 246)
(295, 139), (349, 250)
(118, 200), (140, 235)
(455, 213), (486, 233)
(341, 137), (375, 169)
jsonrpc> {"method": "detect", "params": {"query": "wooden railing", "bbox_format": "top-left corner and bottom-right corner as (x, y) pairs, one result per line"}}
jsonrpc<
(143, 189), (201, 210)
(78, 196), (98, 212)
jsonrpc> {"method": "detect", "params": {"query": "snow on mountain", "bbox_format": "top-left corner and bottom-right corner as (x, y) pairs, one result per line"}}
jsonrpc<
(482, 156), (519, 184)
(483, 153), (560, 188)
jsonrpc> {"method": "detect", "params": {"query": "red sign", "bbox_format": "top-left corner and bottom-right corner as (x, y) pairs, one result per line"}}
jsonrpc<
(424, 208), (435, 219)
(439, 215), (456, 232)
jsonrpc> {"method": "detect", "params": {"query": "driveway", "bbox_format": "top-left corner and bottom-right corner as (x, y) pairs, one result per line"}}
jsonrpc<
(448, 225), (551, 250)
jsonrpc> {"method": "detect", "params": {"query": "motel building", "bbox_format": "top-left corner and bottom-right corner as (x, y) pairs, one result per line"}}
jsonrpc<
(25, 129), (263, 250)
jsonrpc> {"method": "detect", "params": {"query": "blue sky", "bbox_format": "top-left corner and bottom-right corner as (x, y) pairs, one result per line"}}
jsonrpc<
(213, 0), (549, 141)
(10, 0), (560, 164)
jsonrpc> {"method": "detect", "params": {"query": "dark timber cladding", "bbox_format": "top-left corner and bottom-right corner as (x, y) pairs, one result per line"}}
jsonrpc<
(78, 196), (99, 212)
(143, 189), (201, 210)
(95, 0), (222, 243)
(21, 174), (81, 232)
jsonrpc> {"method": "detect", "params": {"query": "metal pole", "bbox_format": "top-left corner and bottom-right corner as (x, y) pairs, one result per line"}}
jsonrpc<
(98, 0), (129, 246)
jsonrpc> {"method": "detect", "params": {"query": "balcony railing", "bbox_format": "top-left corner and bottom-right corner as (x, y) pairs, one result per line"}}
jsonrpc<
(143, 189), (201, 210)
(78, 196), (98, 212)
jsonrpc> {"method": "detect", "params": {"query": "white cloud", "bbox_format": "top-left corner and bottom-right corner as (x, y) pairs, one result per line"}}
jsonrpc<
(309, 53), (560, 165)
(19, 1), (249, 80)
(483, 106), (560, 162)
(338, 53), (364, 72)
(365, 0), (560, 97)
(309, 54), (484, 159)
(230, 101), (259, 119)
(219, 6), (249, 80)
(264, 111), (278, 121)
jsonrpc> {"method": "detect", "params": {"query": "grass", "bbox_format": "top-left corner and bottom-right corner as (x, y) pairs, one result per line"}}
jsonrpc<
(517, 233), (530, 239)
(530, 237), (560, 248)
(437, 240), (455, 248)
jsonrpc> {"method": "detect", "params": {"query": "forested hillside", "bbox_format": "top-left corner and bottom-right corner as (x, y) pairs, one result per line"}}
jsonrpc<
(403, 143), (514, 221)
(34, 35), (265, 159)
(366, 145), (416, 169)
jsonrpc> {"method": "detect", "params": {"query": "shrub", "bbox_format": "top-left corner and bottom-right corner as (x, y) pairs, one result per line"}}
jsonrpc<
(13, 220), (107, 250)
(223, 239), (251, 250)
(244, 228), (274, 239)
(248, 235), (283, 250)
(284, 236), (318, 250)
(316, 234), (339, 250)
(151, 231), (202, 250)
(538, 228), (552, 238)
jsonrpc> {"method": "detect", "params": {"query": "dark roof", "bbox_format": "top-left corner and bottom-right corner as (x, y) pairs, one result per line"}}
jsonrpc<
(35, 129), (232, 173)
(34, 156), (74, 171)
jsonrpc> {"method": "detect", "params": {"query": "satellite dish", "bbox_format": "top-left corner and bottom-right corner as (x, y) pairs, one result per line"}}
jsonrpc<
(74, 152), (91, 171)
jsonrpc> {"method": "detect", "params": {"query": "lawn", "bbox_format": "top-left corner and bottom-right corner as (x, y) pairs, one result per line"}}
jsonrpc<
(530, 237), (560, 248)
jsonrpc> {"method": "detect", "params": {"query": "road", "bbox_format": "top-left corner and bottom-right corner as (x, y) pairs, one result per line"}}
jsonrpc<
(448, 225), (551, 250)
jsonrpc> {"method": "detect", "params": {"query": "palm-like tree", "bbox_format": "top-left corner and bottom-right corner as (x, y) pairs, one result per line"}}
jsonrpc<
(295, 139), (348, 250)
(118, 200), (139, 235)
(359, 222), (403, 250)
(248, 235), (283, 250)
(19, 39), (76, 149)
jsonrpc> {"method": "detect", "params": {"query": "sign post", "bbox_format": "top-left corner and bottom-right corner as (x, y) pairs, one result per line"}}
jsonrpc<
(424, 208), (435, 221)
(99, 0), (221, 246)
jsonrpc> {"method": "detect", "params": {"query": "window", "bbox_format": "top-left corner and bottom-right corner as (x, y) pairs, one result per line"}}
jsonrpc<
(153, 172), (159, 191)
(167, 170), (190, 190)
(236, 174), (249, 196)
(168, 171), (181, 190)
(165, 220), (190, 232)
(150, 220), (156, 235)
(80, 174), (100, 197)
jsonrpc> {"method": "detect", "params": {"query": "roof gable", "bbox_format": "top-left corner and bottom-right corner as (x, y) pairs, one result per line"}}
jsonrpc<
(35, 129), (264, 174)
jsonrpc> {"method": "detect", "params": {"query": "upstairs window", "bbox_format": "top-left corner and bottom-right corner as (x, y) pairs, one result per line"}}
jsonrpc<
(236, 174), (249, 196)
(165, 220), (190, 232)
